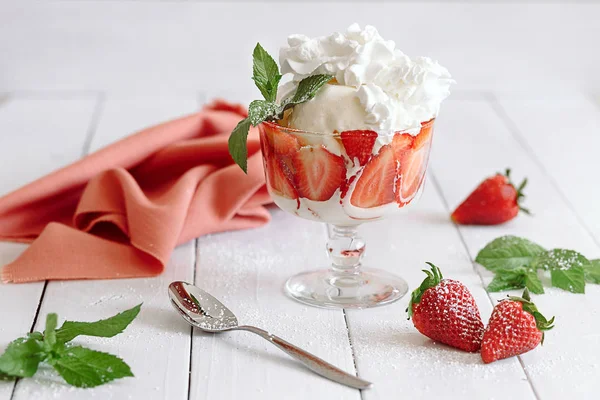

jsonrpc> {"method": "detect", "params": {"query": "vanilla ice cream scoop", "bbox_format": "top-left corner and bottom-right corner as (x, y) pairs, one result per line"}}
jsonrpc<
(286, 84), (371, 133)
(279, 24), (454, 135)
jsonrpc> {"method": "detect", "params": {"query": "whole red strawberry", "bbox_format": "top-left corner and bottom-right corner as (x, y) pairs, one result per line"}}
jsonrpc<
(408, 263), (485, 352)
(481, 289), (554, 363)
(451, 168), (529, 225)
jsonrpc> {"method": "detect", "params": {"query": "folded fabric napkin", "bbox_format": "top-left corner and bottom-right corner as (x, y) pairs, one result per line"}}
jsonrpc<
(0, 100), (271, 283)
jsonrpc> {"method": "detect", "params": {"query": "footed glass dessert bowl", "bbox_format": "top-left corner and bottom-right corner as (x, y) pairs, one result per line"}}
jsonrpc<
(259, 119), (435, 309)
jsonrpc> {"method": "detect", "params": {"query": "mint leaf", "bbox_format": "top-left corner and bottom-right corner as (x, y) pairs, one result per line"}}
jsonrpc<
(282, 74), (333, 112)
(248, 100), (281, 126)
(487, 268), (527, 292)
(252, 43), (281, 102)
(44, 313), (58, 348)
(524, 270), (545, 294)
(475, 235), (546, 271)
(532, 249), (587, 293)
(0, 372), (15, 381)
(53, 346), (133, 388)
(551, 267), (585, 293)
(487, 267), (544, 294)
(227, 118), (252, 174)
(28, 332), (43, 341)
(55, 304), (141, 344)
(584, 259), (600, 284)
(531, 249), (589, 271)
(0, 338), (45, 377)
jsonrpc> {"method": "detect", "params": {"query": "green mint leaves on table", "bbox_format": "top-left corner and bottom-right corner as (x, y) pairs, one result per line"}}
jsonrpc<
(0, 303), (141, 388)
(228, 43), (333, 173)
(476, 235), (600, 294)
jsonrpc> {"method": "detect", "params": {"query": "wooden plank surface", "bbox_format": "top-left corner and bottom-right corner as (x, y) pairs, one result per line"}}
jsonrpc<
(10, 95), (200, 400)
(1, 92), (599, 399)
(0, 96), (99, 400)
(190, 209), (360, 399)
(431, 97), (600, 399)
(493, 94), (600, 244)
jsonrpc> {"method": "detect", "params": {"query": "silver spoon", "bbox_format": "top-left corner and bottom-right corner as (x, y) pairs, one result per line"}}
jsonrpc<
(168, 281), (372, 390)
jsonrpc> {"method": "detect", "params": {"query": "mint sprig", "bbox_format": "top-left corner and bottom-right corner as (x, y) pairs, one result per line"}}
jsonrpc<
(228, 42), (333, 173)
(252, 43), (281, 102)
(476, 235), (600, 294)
(0, 304), (141, 388)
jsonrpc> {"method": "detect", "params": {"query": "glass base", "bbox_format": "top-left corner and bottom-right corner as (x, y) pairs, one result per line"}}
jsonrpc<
(284, 268), (409, 309)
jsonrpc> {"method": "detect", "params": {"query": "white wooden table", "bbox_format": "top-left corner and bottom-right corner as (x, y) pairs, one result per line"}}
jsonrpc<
(1, 2), (600, 400)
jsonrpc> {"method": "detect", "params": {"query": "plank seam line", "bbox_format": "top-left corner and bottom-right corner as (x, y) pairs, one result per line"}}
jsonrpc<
(428, 171), (540, 400)
(485, 92), (600, 250)
(343, 310), (365, 399)
(188, 238), (199, 400)
(81, 93), (106, 158)
(9, 281), (49, 400)
(190, 88), (203, 400)
(324, 223), (363, 398)
(9, 92), (106, 400)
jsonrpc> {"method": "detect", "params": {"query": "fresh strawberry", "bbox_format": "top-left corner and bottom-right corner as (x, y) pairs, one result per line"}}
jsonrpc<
(396, 146), (429, 203)
(392, 126), (433, 204)
(264, 124), (301, 156)
(451, 169), (530, 225)
(481, 289), (555, 363)
(350, 145), (396, 208)
(408, 263), (485, 352)
(293, 146), (346, 201)
(267, 157), (298, 200)
(341, 130), (378, 166)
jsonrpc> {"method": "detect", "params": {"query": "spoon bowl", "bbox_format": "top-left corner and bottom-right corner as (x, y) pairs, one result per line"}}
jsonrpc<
(169, 281), (238, 332)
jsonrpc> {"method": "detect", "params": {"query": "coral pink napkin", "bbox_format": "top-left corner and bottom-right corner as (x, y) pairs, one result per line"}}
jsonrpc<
(0, 100), (271, 283)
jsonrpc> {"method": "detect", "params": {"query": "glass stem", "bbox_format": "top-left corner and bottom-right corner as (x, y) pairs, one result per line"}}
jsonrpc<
(326, 225), (366, 277)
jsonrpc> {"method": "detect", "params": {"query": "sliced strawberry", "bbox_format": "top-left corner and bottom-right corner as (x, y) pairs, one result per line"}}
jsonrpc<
(293, 146), (346, 201)
(397, 145), (429, 203)
(391, 133), (414, 160)
(350, 145), (396, 208)
(414, 120), (434, 150)
(264, 124), (301, 156)
(267, 157), (298, 200)
(340, 130), (378, 166)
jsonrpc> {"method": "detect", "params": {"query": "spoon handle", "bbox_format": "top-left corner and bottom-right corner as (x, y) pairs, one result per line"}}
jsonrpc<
(236, 325), (372, 390)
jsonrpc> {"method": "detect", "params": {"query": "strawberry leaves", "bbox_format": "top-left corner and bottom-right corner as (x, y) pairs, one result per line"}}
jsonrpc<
(508, 289), (555, 340)
(407, 262), (443, 318)
(228, 43), (333, 173)
(477, 235), (598, 294)
(0, 304), (141, 387)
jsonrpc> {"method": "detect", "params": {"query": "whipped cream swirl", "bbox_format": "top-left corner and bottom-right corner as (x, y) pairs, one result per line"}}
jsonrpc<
(279, 23), (454, 133)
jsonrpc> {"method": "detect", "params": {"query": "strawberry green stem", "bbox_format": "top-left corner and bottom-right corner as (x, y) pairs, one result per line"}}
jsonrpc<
(507, 288), (555, 342)
(406, 262), (443, 319)
(502, 168), (531, 216)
